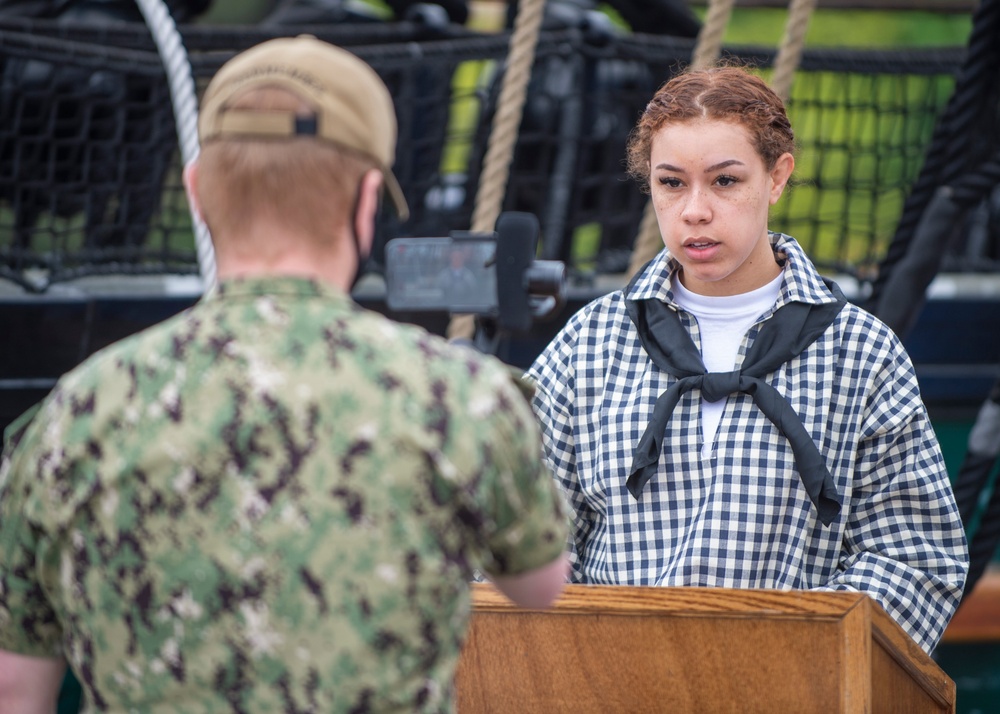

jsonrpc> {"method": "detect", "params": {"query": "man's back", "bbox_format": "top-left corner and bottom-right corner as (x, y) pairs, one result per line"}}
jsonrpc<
(0, 276), (566, 712)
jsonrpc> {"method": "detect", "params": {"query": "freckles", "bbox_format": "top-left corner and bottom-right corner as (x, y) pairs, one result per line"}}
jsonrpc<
(652, 193), (676, 213)
(730, 191), (753, 210)
(738, 186), (767, 210)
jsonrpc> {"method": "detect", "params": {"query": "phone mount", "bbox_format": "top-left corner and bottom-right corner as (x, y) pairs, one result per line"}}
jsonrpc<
(490, 211), (565, 333)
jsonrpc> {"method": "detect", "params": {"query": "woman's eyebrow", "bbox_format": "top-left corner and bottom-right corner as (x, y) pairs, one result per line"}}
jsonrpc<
(653, 159), (745, 173)
(706, 159), (744, 172)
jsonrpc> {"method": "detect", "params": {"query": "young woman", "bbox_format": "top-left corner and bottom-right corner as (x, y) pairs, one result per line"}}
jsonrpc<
(526, 65), (968, 653)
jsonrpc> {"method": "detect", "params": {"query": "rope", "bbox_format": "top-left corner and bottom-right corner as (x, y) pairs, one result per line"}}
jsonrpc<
(771, 0), (817, 103)
(626, 0), (736, 279)
(690, 0), (737, 71)
(447, 0), (547, 340)
(625, 201), (662, 279)
(134, 0), (216, 290)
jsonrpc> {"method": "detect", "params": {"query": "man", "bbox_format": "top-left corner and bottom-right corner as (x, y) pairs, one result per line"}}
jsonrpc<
(437, 243), (487, 307)
(0, 35), (569, 712)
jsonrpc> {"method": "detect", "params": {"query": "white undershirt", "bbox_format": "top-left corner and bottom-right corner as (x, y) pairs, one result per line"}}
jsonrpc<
(672, 271), (784, 455)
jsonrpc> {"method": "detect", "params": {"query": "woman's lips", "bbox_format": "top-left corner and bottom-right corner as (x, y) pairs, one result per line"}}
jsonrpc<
(682, 239), (720, 258)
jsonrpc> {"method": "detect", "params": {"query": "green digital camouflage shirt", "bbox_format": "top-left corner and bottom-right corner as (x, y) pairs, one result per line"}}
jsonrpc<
(0, 276), (568, 713)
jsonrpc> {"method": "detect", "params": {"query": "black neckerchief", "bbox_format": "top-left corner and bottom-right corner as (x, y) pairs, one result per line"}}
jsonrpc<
(623, 259), (846, 526)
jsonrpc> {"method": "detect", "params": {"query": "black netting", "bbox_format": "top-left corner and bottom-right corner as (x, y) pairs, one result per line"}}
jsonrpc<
(0, 18), (966, 291)
(0, 24), (192, 287)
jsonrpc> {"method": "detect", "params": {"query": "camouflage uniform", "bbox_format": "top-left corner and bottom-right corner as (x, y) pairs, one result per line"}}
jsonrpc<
(0, 276), (568, 713)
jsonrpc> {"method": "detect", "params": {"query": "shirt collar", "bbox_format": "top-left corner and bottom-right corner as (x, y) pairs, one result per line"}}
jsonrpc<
(624, 233), (841, 309)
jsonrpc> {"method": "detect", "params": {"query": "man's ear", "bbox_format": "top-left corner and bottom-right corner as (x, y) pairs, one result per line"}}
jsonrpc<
(354, 169), (384, 258)
(182, 160), (204, 223)
(769, 152), (795, 205)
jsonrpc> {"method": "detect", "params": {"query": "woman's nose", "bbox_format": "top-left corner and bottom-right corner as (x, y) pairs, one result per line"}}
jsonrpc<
(681, 187), (712, 224)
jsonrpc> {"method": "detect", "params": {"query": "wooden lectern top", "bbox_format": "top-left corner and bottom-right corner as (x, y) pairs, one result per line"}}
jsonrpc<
(457, 582), (955, 713)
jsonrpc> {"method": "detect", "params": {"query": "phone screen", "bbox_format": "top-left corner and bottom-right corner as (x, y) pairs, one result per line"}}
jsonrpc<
(384, 237), (498, 314)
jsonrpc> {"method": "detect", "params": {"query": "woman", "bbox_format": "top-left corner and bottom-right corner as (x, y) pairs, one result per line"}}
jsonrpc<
(526, 65), (968, 653)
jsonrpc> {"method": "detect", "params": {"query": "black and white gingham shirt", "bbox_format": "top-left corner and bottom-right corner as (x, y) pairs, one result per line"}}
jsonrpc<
(526, 233), (968, 652)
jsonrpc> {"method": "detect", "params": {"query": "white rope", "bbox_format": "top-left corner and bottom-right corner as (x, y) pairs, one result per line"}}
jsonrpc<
(134, 0), (216, 289)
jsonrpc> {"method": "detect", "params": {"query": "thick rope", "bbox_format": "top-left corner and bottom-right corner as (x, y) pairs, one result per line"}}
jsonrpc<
(690, 0), (737, 72)
(625, 202), (662, 278)
(626, 0), (736, 279)
(448, 0), (547, 340)
(771, 0), (817, 103)
(134, 0), (216, 290)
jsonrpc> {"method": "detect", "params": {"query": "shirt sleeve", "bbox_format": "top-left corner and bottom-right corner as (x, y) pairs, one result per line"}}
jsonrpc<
(525, 314), (597, 582)
(0, 406), (64, 658)
(816, 344), (969, 653)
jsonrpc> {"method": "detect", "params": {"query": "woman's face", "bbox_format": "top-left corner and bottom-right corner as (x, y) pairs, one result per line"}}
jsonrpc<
(649, 118), (794, 296)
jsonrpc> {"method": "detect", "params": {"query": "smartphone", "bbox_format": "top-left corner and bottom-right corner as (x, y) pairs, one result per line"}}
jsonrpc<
(384, 235), (499, 315)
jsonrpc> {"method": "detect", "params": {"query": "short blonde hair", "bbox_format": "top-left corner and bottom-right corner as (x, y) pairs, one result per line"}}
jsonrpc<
(195, 85), (376, 242)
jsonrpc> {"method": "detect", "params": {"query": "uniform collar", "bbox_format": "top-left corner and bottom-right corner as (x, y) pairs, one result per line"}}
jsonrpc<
(205, 275), (353, 304)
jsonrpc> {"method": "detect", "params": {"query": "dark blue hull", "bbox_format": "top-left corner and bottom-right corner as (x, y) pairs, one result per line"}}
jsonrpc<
(3, 280), (999, 430)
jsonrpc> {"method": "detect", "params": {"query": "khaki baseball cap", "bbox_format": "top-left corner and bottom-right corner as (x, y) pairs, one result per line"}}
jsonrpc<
(198, 35), (409, 221)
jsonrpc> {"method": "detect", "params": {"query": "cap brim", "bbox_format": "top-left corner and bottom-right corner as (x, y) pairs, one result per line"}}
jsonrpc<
(383, 169), (409, 222)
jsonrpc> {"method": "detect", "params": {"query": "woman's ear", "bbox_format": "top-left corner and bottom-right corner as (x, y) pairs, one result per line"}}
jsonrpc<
(354, 169), (384, 258)
(769, 152), (795, 205)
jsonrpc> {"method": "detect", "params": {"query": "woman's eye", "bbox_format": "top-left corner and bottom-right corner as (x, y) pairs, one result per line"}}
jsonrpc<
(658, 176), (683, 188)
(716, 175), (738, 187)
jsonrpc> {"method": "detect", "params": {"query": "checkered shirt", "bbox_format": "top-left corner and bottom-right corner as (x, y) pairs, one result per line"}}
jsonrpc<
(526, 233), (969, 653)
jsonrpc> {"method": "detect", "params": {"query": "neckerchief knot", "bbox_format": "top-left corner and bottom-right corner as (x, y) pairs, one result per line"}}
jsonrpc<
(623, 269), (846, 526)
(701, 371), (741, 403)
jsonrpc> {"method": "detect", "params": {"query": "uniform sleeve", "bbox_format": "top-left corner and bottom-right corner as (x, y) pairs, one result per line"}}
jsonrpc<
(818, 345), (969, 653)
(0, 405), (64, 657)
(475, 365), (570, 578)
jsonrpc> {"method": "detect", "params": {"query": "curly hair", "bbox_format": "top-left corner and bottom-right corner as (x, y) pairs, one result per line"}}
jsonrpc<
(625, 66), (795, 192)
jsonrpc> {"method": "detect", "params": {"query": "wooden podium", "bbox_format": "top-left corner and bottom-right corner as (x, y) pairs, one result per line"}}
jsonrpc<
(456, 583), (956, 713)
